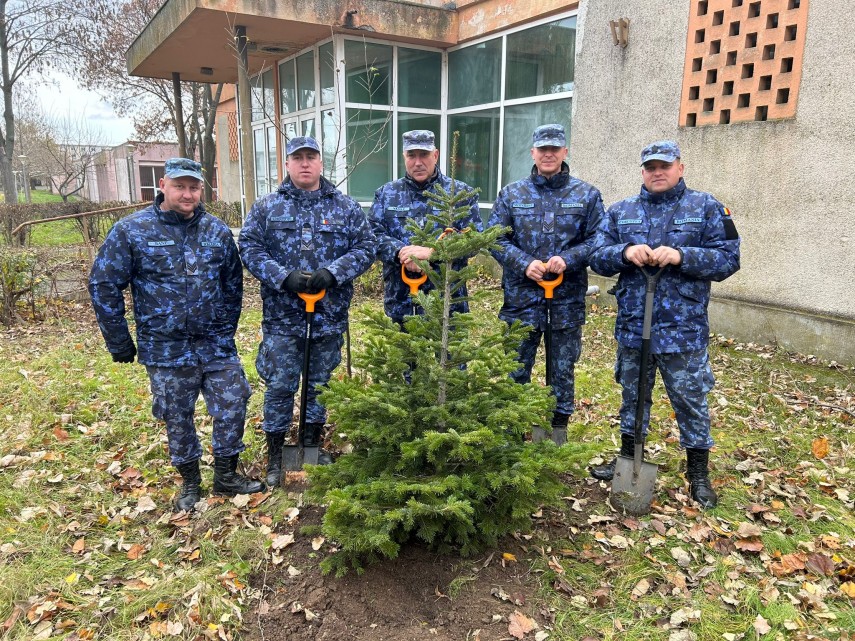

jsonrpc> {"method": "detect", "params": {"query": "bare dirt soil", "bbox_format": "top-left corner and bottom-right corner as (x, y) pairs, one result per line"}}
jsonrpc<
(247, 482), (607, 641)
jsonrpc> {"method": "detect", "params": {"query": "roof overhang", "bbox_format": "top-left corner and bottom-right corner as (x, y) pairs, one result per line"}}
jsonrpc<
(127, 0), (458, 83)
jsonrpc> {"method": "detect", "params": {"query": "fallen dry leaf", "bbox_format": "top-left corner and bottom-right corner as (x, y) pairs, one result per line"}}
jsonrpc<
(507, 610), (537, 639)
(71, 537), (85, 555)
(811, 437), (829, 459)
(753, 614), (771, 635)
(631, 578), (650, 599)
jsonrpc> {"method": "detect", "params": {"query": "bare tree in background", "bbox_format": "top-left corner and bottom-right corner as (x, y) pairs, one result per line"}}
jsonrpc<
(0, 0), (76, 203)
(73, 0), (222, 200)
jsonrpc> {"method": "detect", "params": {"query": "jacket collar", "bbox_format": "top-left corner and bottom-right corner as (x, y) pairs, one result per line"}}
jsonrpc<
(278, 175), (337, 199)
(640, 178), (687, 204)
(530, 162), (570, 189)
(403, 167), (442, 192)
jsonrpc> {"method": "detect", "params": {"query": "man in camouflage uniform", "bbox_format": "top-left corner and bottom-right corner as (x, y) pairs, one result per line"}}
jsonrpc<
(239, 136), (375, 487)
(589, 140), (740, 509)
(89, 158), (264, 513)
(370, 130), (480, 326)
(488, 124), (605, 434)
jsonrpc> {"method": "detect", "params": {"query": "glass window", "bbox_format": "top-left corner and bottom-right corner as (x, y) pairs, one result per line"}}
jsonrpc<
(448, 108), (500, 199)
(297, 51), (316, 111)
(319, 42), (336, 106)
(266, 126), (278, 190)
(322, 109), (339, 183)
(251, 76), (264, 121)
(279, 60), (296, 114)
(346, 108), (392, 200)
(138, 165), (164, 201)
(448, 39), (502, 108)
(505, 18), (577, 100)
(302, 118), (316, 137)
(262, 69), (275, 119)
(501, 100), (572, 187)
(398, 48), (441, 109)
(254, 128), (267, 195)
(345, 40), (392, 105)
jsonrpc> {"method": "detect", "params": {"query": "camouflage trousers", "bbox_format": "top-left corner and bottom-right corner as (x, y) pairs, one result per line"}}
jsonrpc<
(255, 332), (344, 432)
(146, 360), (252, 466)
(615, 345), (715, 449)
(510, 326), (583, 416)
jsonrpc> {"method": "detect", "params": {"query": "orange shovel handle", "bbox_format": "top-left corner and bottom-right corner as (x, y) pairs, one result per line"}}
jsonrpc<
(401, 264), (428, 295)
(536, 263), (564, 299)
(297, 290), (326, 313)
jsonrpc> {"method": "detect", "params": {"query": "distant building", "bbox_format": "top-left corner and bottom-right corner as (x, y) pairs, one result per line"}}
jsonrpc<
(91, 142), (184, 203)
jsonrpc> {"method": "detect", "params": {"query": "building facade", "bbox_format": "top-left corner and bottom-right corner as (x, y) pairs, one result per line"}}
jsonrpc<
(92, 142), (184, 203)
(128, 0), (855, 363)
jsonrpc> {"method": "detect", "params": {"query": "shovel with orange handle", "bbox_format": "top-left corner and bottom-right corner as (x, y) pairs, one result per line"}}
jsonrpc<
(282, 289), (326, 475)
(532, 265), (566, 445)
(401, 264), (428, 316)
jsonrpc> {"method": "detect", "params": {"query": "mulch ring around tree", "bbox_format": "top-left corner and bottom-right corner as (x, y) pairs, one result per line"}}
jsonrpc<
(246, 481), (607, 641)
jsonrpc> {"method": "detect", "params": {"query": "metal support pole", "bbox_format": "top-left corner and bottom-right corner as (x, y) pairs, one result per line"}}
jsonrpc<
(172, 73), (187, 158)
(234, 25), (256, 208)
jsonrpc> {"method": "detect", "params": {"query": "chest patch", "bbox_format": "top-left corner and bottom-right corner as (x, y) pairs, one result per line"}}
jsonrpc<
(200, 241), (223, 248)
(387, 206), (410, 212)
(617, 218), (643, 225)
(673, 217), (703, 225)
(147, 240), (175, 247)
(269, 215), (295, 222)
(560, 203), (584, 209)
(512, 202), (534, 209)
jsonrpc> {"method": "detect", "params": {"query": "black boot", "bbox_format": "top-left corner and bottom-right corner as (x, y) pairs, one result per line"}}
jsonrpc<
(265, 432), (286, 488)
(305, 423), (333, 465)
(551, 413), (570, 429)
(686, 448), (718, 509)
(174, 460), (202, 512)
(213, 455), (266, 496)
(590, 433), (635, 481)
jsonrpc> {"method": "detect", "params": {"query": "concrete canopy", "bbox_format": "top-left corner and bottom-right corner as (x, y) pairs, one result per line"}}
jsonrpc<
(127, 0), (458, 83)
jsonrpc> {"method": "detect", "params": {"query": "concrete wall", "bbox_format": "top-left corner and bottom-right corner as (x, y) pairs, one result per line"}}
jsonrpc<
(570, 0), (855, 361)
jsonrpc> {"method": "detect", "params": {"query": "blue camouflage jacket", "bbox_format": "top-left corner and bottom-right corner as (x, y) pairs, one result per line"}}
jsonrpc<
(239, 176), (376, 337)
(589, 179), (741, 353)
(488, 164), (605, 331)
(89, 194), (243, 367)
(370, 169), (480, 322)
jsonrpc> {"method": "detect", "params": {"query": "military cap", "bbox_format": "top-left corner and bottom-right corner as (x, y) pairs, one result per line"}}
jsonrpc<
(286, 136), (321, 155)
(164, 158), (203, 181)
(641, 140), (681, 165)
(402, 130), (436, 152)
(532, 124), (567, 148)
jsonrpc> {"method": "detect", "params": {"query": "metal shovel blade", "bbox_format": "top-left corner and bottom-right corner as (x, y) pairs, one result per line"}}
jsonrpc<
(610, 454), (658, 516)
(531, 426), (568, 445)
(282, 443), (304, 472)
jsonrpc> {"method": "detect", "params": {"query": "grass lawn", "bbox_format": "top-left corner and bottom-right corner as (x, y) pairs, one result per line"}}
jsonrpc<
(0, 283), (852, 640)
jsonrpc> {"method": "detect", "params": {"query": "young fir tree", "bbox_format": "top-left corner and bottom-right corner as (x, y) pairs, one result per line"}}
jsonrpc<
(307, 134), (591, 576)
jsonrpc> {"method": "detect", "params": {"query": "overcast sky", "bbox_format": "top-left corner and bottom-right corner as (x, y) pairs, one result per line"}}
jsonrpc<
(36, 72), (136, 146)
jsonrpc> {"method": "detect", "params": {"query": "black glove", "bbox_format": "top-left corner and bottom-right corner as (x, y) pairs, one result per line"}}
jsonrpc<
(307, 268), (335, 293)
(112, 344), (136, 364)
(284, 270), (312, 293)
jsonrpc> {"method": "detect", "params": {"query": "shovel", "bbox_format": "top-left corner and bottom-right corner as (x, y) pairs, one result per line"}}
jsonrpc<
(532, 266), (565, 445)
(283, 288), (326, 473)
(401, 264), (427, 316)
(610, 266), (662, 516)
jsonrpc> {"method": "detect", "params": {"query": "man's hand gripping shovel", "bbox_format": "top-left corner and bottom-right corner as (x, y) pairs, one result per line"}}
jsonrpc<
(533, 267), (566, 445)
(282, 289), (326, 476)
(610, 266), (662, 516)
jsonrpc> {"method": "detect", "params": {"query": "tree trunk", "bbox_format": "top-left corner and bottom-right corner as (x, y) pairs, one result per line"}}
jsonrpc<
(201, 83), (222, 203)
(0, 2), (18, 205)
